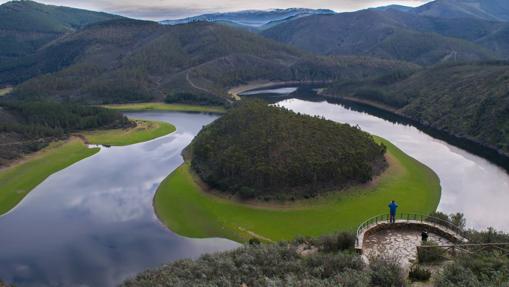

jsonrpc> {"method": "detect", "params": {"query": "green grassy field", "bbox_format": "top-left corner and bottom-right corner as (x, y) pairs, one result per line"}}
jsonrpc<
(154, 138), (441, 243)
(102, 102), (226, 113)
(0, 119), (176, 216)
(0, 139), (99, 215)
(81, 120), (175, 146)
(0, 87), (13, 96)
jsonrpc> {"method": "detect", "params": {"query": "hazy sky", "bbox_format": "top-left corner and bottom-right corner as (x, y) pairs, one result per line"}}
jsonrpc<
(2, 0), (431, 20)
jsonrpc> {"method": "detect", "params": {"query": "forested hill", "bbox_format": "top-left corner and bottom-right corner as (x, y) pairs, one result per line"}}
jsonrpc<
(190, 100), (387, 200)
(327, 62), (509, 156)
(0, 0), (120, 62)
(0, 101), (129, 167)
(261, 9), (509, 65)
(6, 19), (417, 104)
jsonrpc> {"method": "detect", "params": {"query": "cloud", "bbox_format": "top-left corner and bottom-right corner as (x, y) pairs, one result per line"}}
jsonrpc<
(1, 0), (431, 20)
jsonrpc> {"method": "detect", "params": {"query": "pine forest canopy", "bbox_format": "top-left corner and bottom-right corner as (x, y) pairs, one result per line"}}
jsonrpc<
(190, 100), (387, 200)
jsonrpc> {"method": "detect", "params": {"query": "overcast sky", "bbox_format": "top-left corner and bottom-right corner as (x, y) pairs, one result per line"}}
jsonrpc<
(1, 0), (432, 20)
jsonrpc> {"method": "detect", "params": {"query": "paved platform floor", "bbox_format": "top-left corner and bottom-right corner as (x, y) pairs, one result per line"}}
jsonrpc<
(362, 229), (452, 268)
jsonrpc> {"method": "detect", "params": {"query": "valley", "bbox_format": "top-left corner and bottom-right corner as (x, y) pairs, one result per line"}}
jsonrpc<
(1, 0), (509, 286)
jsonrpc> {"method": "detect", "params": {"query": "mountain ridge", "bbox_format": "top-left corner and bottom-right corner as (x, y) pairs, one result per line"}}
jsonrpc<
(0, 0), (120, 61)
(160, 8), (335, 30)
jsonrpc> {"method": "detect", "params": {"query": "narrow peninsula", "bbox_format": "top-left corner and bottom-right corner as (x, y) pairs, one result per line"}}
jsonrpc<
(154, 101), (441, 242)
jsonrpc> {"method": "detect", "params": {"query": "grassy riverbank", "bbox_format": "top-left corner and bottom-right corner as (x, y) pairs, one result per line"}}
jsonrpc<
(0, 139), (99, 215)
(102, 102), (226, 113)
(80, 120), (175, 146)
(0, 119), (176, 216)
(154, 137), (441, 242)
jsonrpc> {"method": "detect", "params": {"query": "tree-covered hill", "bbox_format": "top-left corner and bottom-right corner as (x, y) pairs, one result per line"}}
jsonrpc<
(190, 100), (387, 200)
(5, 19), (417, 104)
(261, 9), (508, 65)
(0, 0), (119, 62)
(0, 100), (129, 167)
(327, 61), (509, 156)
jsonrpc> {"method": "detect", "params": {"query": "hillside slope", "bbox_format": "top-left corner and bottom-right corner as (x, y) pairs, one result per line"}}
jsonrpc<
(9, 19), (417, 104)
(262, 10), (494, 65)
(327, 62), (509, 155)
(0, 0), (119, 63)
(414, 0), (509, 21)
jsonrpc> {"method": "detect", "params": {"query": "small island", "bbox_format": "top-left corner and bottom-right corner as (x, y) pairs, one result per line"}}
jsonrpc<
(154, 101), (441, 242)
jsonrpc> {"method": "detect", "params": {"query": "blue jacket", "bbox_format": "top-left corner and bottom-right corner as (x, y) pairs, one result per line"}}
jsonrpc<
(388, 202), (398, 215)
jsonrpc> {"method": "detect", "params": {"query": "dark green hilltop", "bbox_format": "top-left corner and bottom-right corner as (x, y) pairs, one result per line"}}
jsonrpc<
(190, 100), (387, 200)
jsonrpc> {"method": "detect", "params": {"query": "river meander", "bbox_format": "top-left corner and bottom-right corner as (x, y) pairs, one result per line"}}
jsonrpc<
(0, 98), (508, 286)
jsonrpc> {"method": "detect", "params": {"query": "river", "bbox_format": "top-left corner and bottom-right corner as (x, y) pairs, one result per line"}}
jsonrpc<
(0, 98), (508, 286)
(0, 112), (239, 287)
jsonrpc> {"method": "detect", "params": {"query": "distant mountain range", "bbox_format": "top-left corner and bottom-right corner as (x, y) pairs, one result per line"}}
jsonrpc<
(160, 8), (335, 30)
(1, 0), (509, 160)
(262, 7), (509, 65)
(376, 0), (509, 22)
(8, 18), (414, 104)
(414, 0), (509, 22)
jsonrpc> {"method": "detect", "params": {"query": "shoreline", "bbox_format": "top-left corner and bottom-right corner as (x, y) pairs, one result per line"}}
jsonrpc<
(322, 95), (509, 173)
(0, 118), (176, 217)
(153, 137), (441, 243)
(232, 82), (509, 173)
(101, 102), (226, 114)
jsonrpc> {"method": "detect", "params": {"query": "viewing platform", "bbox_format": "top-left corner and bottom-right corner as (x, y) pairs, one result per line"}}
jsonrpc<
(355, 213), (468, 267)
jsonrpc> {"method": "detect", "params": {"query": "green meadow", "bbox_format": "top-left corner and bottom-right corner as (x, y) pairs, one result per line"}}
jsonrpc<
(0, 139), (99, 215)
(154, 138), (441, 242)
(102, 102), (226, 113)
(0, 119), (176, 216)
(81, 120), (175, 146)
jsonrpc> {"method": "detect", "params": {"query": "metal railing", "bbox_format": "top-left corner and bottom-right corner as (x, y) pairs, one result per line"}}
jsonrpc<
(355, 213), (467, 247)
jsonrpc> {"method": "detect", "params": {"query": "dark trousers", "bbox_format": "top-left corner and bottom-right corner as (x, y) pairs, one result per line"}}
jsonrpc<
(390, 213), (396, 223)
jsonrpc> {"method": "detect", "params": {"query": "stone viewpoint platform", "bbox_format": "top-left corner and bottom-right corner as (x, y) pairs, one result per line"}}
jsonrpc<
(355, 213), (467, 267)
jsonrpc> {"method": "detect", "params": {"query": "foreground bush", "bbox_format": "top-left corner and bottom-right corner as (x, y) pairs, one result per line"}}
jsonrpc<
(123, 233), (406, 287)
(369, 257), (406, 287)
(408, 266), (431, 282)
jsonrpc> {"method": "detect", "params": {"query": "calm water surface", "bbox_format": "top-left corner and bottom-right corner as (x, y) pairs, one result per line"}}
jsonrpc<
(278, 99), (509, 232)
(1, 100), (509, 286)
(0, 112), (239, 287)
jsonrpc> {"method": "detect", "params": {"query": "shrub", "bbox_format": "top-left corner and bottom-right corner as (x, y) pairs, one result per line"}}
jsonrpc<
(369, 257), (405, 287)
(435, 264), (481, 287)
(409, 265), (431, 282)
(315, 232), (356, 252)
(417, 241), (446, 263)
(248, 238), (261, 245)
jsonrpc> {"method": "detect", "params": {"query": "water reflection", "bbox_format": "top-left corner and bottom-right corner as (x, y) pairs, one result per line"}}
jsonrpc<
(278, 99), (509, 232)
(0, 112), (239, 287)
